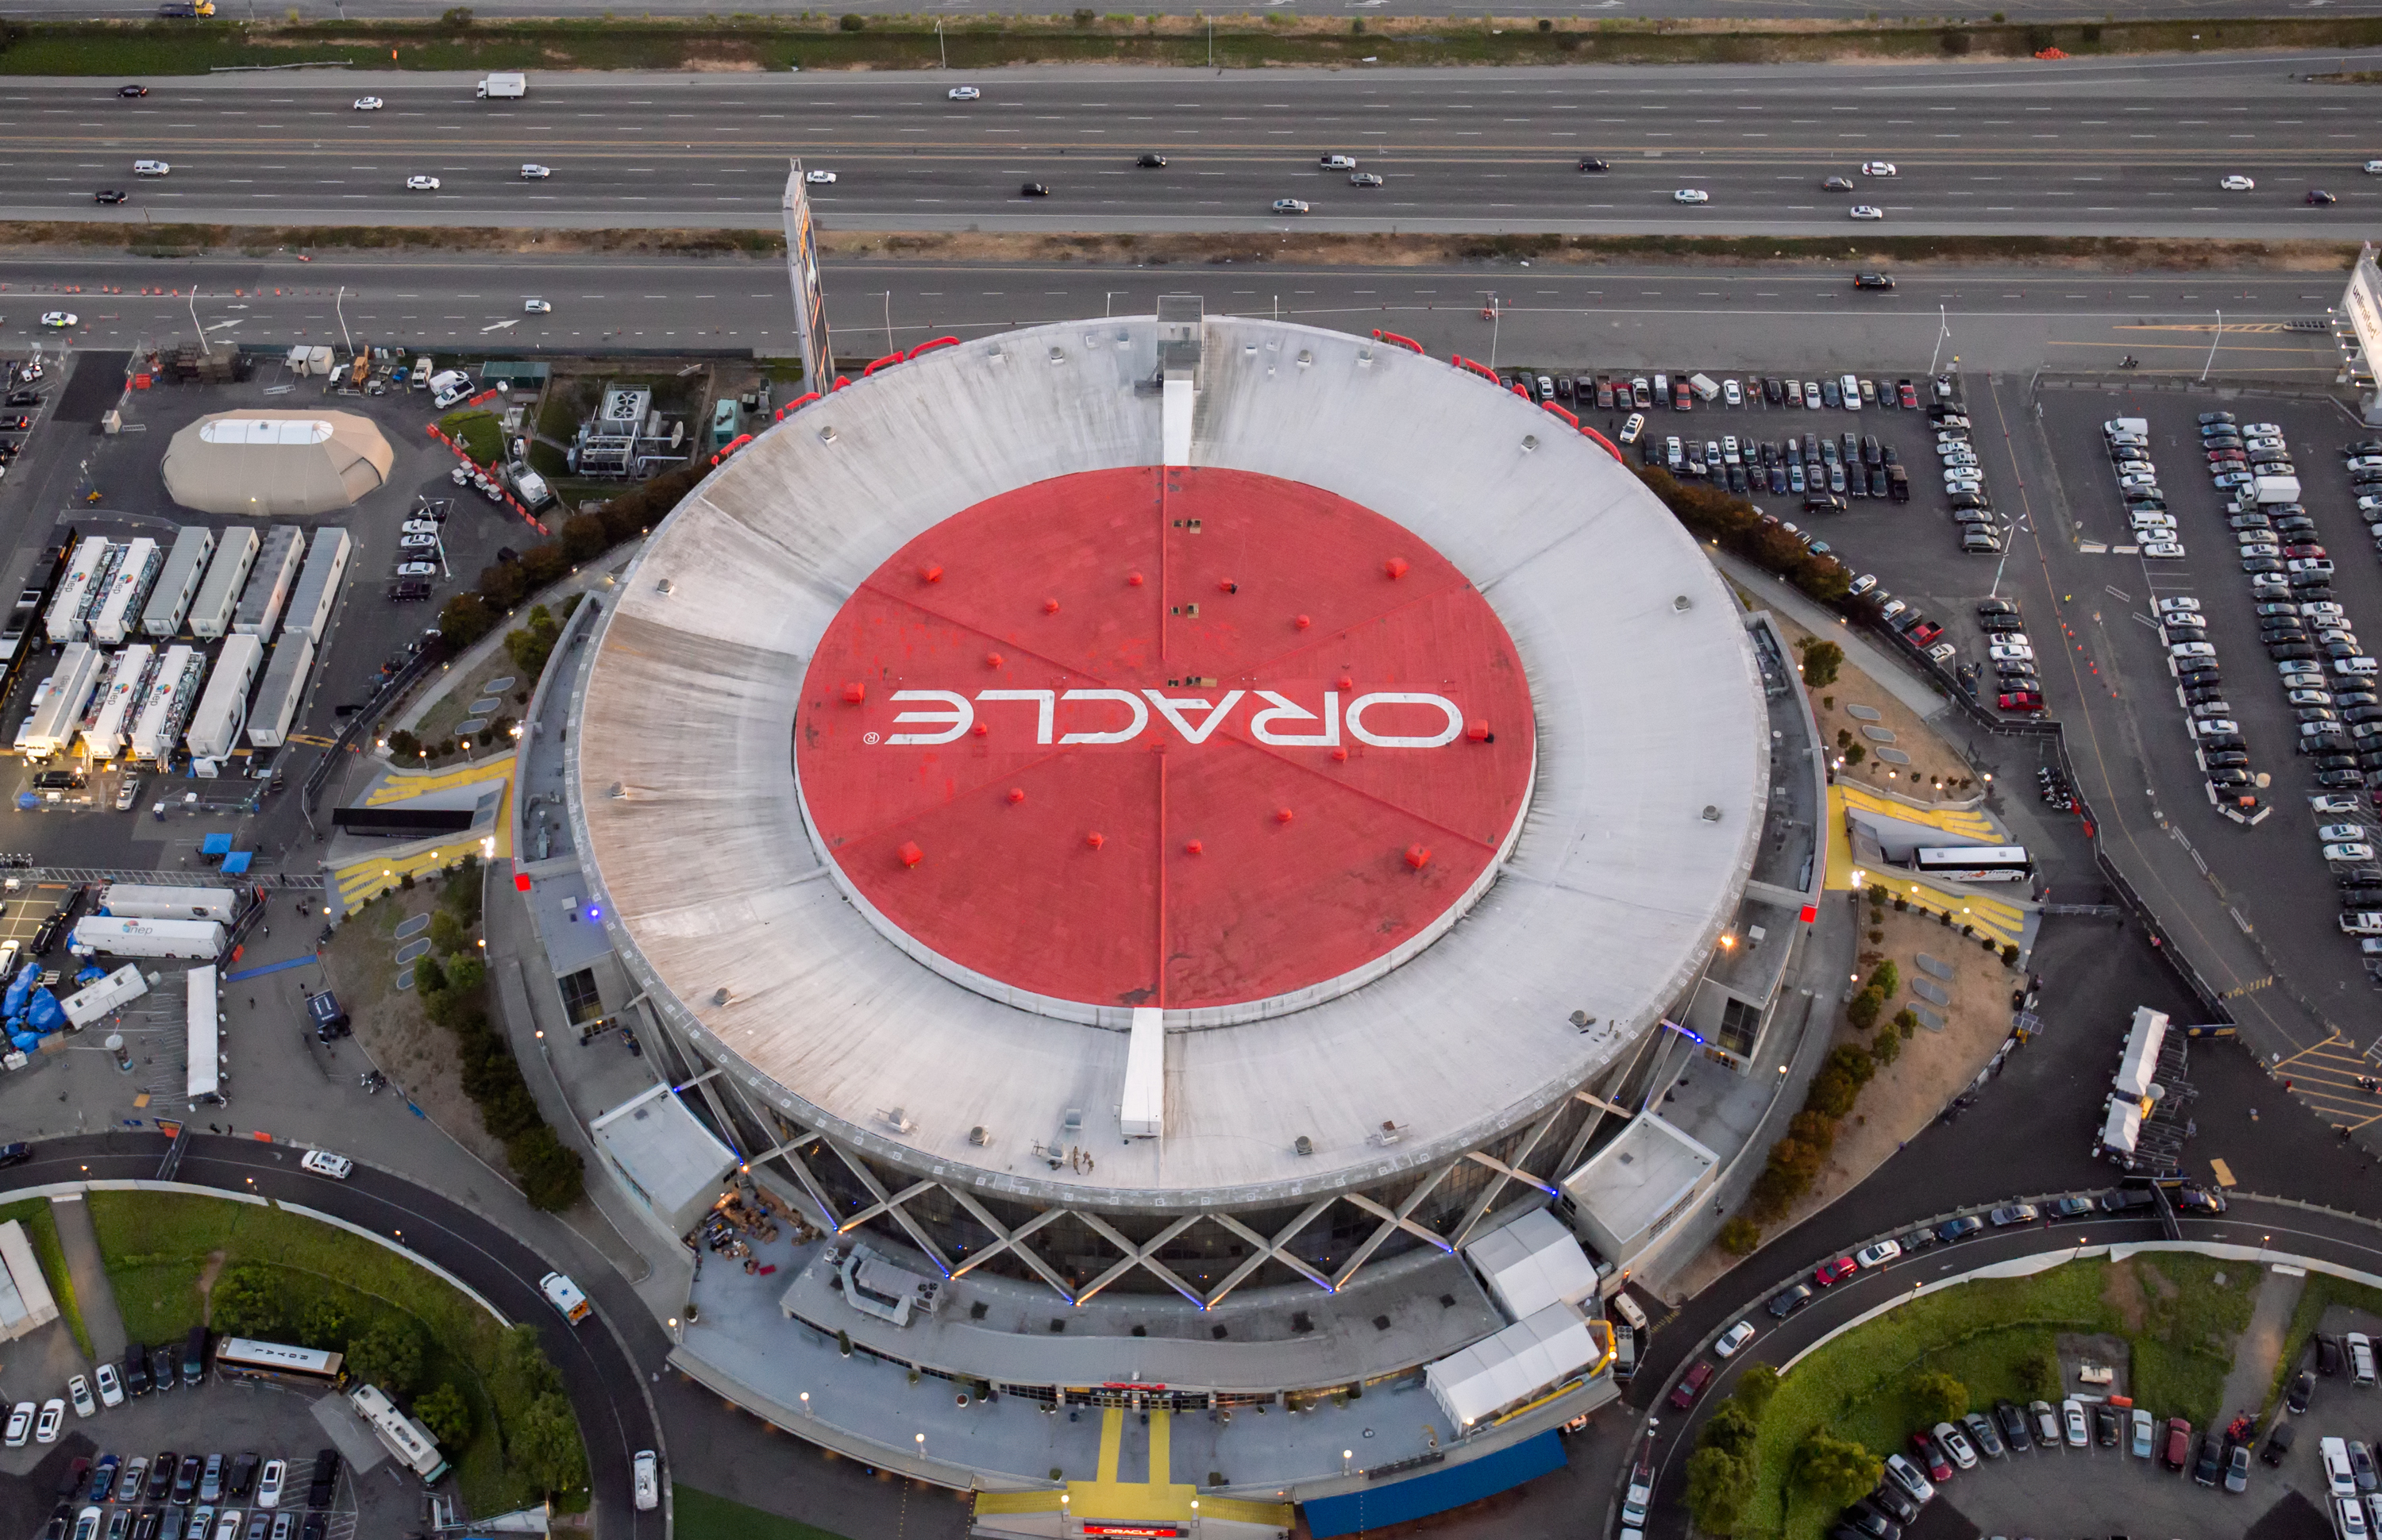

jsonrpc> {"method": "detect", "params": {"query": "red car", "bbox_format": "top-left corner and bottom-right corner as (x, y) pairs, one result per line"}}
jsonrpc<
(1813, 1256), (1858, 1288)
(1908, 622), (1943, 646)
(1669, 1360), (1715, 1410)
(2287, 544), (2328, 560)
(1898, 382), (1919, 409)
(1998, 691), (2044, 712)
(1910, 1430), (1953, 1482)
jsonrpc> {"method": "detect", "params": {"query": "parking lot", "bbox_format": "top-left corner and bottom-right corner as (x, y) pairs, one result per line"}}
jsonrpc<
(0, 1365), (398, 1540)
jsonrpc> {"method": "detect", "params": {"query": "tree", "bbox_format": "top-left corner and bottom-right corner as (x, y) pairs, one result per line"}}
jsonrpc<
(1794, 1430), (1882, 1511)
(1736, 1363), (1782, 1420)
(507, 1124), (586, 1211)
(1866, 960), (1899, 999)
(506, 603), (562, 680)
(2021, 1347), (2063, 1403)
(1685, 1446), (1753, 1534)
(1844, 986), (1884, 1032)
(1700, 1399), (1759, 1461)
(1797, 637), (1845, 689)
(1718, 1216), (1763, 1256)
(509, 1392), (589, 1496)
(297, 1297), (351, 1353)
(1911, 1370), (1968, 1426)
(438, 591), (497, 652)
(210, 1265), (283, 1338)
(1844, 743), (1867, 767)
(413, 1382), (472, 1448)
(1870, 1029), (1902, 1068)
(348, 1317), (426, 1397)
(494, 1324), (565, 1420)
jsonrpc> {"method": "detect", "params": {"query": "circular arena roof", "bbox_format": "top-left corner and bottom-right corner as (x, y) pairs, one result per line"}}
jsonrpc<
(569, 316), (1768, 1212)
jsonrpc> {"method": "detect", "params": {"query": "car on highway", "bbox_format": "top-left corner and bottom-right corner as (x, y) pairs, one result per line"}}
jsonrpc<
(2221, 175), (2256, 191)
(94, 191), (125, 204)
(1349, 171), (1383, 187)
(1270, 198), (1309, 214)
(299, 1149), (353, 1180)
(520, 164), (551, 179)
(1822, 175), (1855, 191)
(1861, 161), (1898, 176)
(38, 313), (76, 329)
(1714, 1320), (1756, 1357)
(1854, 273), (1895, 290)
(133, 160), (168, 175)
(1019, 182), (1050, 197)
(118, 84), (148, 96)
(352, 97), (381, 110)
(947, 86), (981, 100)
(2369, 160), (2382, 175)
(1673, 188), (1709, 204)
(633, 1450), (659, 1511)
(405, 175), (439, 191)
(804, 169), (837, 185)
(1578, 157), (1610, 172)
(1849, 206), (1883, 220)
(1135, 153), (1167, 167)
(2310, 189), (2339, 206)
(1319, 154), (1356, 169)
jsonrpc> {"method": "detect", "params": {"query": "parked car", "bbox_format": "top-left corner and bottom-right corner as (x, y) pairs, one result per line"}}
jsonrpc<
(1669, 1361), (1715, 1409)
(1714, 1321), (1756, 1357)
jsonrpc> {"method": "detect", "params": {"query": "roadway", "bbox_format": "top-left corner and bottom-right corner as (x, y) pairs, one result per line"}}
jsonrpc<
(0, 1132), (663, 1538)
(0, 0), (2366, 20)
(2, 56), (2380, 235)
(0, 252), (2353, 379)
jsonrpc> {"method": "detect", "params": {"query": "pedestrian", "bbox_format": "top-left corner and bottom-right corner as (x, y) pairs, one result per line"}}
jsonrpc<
(2284, 1078), (2293, 1093)
(2249, 1107), (2259, 1122)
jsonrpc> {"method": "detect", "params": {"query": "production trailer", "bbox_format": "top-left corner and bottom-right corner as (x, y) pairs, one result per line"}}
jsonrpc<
(141, 526), (215, 638)
(83, 645), (156, 762)
(231, 526), (303, 640)
(129, 645), (205, 764)
(245, 635), (314, 750)
(187, 963), (222, 1102)
(60, 962), (146, 1030)
(188, 526), (259, 641)
(71, 915), (224, 961)
(98, 884), (242, 924)
(43, 537), (110, 647)
(279, 528), (350, 646)
(22, 644), (105, 759)
(87, 538), (160, 646)
(183, 633), (264, 764)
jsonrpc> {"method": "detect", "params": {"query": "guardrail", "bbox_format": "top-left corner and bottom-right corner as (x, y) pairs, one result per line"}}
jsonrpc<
(303, 647), (442, 818)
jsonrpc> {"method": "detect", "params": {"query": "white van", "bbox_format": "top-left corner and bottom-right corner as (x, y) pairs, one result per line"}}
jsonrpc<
(540, 1271), (592, 1325)
(1839, 373), (1862, 410)
(2350, 1330), (2377, 1386)
(632, 1450), (658, 1510)
(2105, 417), (2150, 437)
(133, 160), (170, 177)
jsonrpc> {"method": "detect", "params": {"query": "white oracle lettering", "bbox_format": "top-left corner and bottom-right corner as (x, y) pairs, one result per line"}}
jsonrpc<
(1058, 688), (1151, 745)
(1344, 691), (1464, 749)
(1141, 689), (1246, 745)
(977, 689), (1057, 744)
(1247, 690), (1341, 748)
(883, 690), (974, 745)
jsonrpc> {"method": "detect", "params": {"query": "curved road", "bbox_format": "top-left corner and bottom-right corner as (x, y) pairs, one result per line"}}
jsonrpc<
(0, 1131), (661, 1539)
(1634, 1193), (2382, 1539)
(3, 55), (2380, 235)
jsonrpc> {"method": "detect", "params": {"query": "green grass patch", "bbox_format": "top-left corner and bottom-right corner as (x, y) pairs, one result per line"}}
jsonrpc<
(0, 1197), (93, 1360)
(85, 1191), (572, 1516)
(438, 408), (503, 464)
(672, 1486), (853, 1540)
(8, 14), (2382, 78)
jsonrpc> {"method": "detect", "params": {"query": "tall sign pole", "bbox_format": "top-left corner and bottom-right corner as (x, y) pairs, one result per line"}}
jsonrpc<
(782, 159), (834, 391)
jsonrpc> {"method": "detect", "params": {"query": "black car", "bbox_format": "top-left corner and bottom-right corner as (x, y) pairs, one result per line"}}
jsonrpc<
(1896, 1225), (1941, 1254)
(1839, 1502), (1900, 1540)
(94, 189), (127, 204)
(2046, 1194), (2095, 1220)
(118, 83), (148, 96)
(129, 1511), (160, 1540)
(1852, 273), (1896, 290)
(145, 1453), (174, 1502)
(1135, 153), (1166, 167)
(306, 1449), (341, 1509)
(2099, 1187), (2157, 1214)
(122, 1343), (150, 1396)
(229, 1453), (260, 1500)
(171, 1455), (200, 1503)
(302, 1516), (327, 1540)
(2264, 1420), (2298, 1466)
(1995, 1399), (2033, 1452)
(1018, 182), (1050, 197)
(2094, 1402), (2121, 1446)
(1867, 1483), (1919, 1524)
(1937, 1215), (1985, 1243)
(1578, 157), (1611, 172)
(0, 1140), (30, 1168)
(2318, 1333), (2345, 1376)
(150, 1345), (175, 1395)
(1768, 1283), (1815, 1319)
(2193, 1431), (2223, 1486)
(2321, 770), (2372, 789)
(2172, 1183), (2227, 1215)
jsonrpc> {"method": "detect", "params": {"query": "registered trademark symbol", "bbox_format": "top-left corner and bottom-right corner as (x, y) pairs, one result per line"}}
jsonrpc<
(862, 732), (881, 745)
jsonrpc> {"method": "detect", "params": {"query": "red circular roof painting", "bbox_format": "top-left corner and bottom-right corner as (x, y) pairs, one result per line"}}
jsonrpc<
(793, 467), (1537, 1013)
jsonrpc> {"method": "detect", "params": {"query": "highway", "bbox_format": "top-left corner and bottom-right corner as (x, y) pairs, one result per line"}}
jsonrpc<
(3, 56), (2380, 236)
(0, 0), (2366, 21)
(0, 250), (2351, 379)
(0, 1134), (664, 1538)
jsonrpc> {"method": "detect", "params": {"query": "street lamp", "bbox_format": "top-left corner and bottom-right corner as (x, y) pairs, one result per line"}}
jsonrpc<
(800, 1391), (811, 1416)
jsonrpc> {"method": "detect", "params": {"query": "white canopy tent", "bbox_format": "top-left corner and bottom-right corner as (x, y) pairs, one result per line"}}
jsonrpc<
(1424, 1301), (1608, 1430)
(2100, 1097), (2143, 1156)
(186, 964), (220, 1103)
(1463, 1207), (1598, 1322)
(2114, 1007), (2168, 1099)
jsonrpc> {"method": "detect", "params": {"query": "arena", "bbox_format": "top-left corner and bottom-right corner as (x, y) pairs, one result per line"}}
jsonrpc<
(563, 305), (1770, 1320)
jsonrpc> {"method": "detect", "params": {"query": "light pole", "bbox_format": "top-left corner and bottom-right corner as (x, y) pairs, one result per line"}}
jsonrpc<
(1928, 303), (1950, 376)
(936, 20), (946, 68)
(336, 285), (352, 355)
(2202, 310), (2223, 383)
(883, 291), (894, 357)
(188, 284), (202, 343)
(1488, 298), (1501, 372)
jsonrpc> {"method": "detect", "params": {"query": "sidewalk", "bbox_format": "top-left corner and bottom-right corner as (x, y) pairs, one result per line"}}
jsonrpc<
(2218, 1265), (2305, 1423)
(1712, 549), (1953, 724)
(48, 1194), (126, 1363)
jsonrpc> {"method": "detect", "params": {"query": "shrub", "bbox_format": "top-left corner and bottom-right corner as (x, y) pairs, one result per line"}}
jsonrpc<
(1718, 1216), (1762, 1255)
(1941, 27), (1972, 51)
(440, 5), (473, 23)
(1844, 986), (1883, 1033)
(1867, 960), (1899, 999)
(1794, 1430), (1881, 1509)
(438, 591), (498, 652)
(506, 604), (563, 681)
(428, 910), (471, 957)
(2022, 1346), (2063, 1402)
(2003, 941), (2022, 965)
(1911, 1369), (1968, 1424)
(1827, 1044), (1875, 1088)
(210, 1264), (283, 1338)
(297, 1297), (350, 1353)
(1702, 1399), (1759, 1460)
(1870, 1029), (1901, 1068)
(414, 1382), (472, 1446)
(387, 729), (420, 759)
(348, 1316), (426, 1396)
(1736, 1363), (1781, 1419)
(1073, 6), (1095, 20)
(839, 10), (864, 25)
(1892, 1007), (1918, 1037)
(509, 1391), (589, 1496)
(1844, 743), (1867, 767)
(1686, 1446), (1753, 1534)
(1797, 637), (1844, 689)
(507, 1125), (586, 1211)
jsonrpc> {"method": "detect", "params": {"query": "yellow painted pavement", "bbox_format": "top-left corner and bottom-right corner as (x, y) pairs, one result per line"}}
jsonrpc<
(973, 1407), (1291, 1530)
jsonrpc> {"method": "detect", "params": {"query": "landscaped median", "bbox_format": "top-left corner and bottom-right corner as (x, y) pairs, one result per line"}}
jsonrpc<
(87, 1188), (589, 1517)
(1687, 1250), (2259, 1538)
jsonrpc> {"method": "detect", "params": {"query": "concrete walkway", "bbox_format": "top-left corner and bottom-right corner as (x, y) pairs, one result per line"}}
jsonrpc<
(2219, 1264), (2306, 1424)
(1711, 549), (1952, 722)
(48, 1194), (126, 1363)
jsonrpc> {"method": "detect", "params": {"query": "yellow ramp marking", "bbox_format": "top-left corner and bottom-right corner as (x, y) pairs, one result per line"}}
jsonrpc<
(1837, 783), (2003, 841)
(364, 762), (512, 806)
(2209, 1157), (2235, 1188)
(332, 832), (507, 915)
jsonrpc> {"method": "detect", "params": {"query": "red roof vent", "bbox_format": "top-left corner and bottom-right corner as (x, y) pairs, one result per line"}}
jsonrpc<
(1466, 718), (1492, 742)
(1294, 614), (1312, 630)
(897, 841), (925, 868)
(1405, 844), (1432, 871)
(1085, 831), (1106, 850)
(985, 652), (1005, 669)
(1385, 556), (1410, 580)
(1043, 598), (1062, 614)
(1219, 578), (1239, 595)
(919, 564), (944, 583)
(1336, 675), (1355, 691)
(1275, 807), (1295, 825)
(841, 682), (866, 705)
(1331, 746), (1349, 763)
(1184, 840), (1204, 856)
(1127, 572), (1146, 587)
(1007, 787), (1027, 804)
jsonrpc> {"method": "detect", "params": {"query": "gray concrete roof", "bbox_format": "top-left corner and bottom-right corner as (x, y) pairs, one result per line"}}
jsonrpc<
(567, 316), (1767, 1213)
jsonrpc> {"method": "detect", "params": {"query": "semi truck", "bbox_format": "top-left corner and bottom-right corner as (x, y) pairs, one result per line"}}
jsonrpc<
(98, 883), (241, 924)
(476, 72), (526, 99)
(70, 915), (223, 961)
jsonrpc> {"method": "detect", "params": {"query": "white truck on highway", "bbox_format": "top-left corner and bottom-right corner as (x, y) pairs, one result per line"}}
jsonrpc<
(476, 72), (526, 99)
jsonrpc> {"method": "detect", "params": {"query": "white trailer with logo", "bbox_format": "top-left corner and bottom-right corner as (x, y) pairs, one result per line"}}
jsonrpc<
(280, 527), (350, 646)
(88, 538), (160, 646)
(22, 643), (105, 758)
(71, 915), (223, 961)
(141, 526), (215, 638)
(232, 526), (303, 640)
(83, 645), (156, 761)
(129, 645), (205, 764)
(183, 633), (264, 764)
(245, 635), (314, 750)
(189, 527), (259, 641)
(99, 884), (241, 924)
(44, 537), (110, 646)
(60, 962), (147, 1030)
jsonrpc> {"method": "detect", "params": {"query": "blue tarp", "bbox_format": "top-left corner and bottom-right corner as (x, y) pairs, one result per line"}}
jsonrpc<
(3, 961), (36, 1020)
(222, 852), (252, 874)
(1302, 1431), (1568, 1538)
(201, 833), (233, 855)
(23, 988), (65, 1036)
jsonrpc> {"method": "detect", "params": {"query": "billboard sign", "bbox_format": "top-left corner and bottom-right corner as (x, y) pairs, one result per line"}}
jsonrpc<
(2344, 242), (2382, 385)
(782, 160), (833, 390)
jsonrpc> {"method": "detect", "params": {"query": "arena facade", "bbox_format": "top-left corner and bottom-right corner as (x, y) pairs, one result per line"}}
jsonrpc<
(562, 302), (1768, 1404)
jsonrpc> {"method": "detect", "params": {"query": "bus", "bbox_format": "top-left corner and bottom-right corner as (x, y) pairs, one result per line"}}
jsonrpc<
(349, 1383), (450, 1484)
(1911, 845), (2033, 884)
(214, 1337), (345, 1389)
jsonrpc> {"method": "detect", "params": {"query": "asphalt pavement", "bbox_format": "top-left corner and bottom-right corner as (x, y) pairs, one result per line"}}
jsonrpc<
(0, 0), (2356, 20)
(5, 56), (2381, 235)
